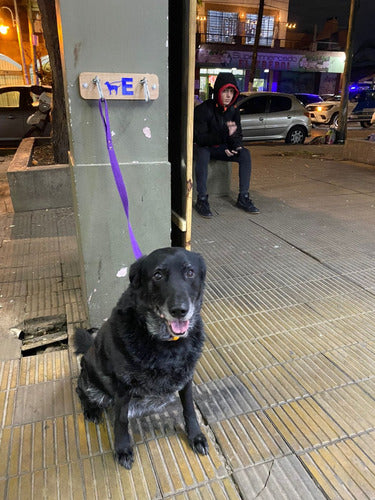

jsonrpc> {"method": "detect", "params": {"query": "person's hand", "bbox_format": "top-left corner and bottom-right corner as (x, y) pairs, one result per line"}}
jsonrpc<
(226, 121), (237, 136)
(225, 149), (238, 157)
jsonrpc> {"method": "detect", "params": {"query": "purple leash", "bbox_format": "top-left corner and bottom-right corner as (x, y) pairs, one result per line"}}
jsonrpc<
(98, 97), (143, 260)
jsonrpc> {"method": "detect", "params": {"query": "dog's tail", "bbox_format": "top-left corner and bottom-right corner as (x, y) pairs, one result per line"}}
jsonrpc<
(74, 328), (95, 355)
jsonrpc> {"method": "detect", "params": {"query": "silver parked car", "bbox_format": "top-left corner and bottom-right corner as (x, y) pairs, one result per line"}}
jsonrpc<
(238, 92), (312, 144)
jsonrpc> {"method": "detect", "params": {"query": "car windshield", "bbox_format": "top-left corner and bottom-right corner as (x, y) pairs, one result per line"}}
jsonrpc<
(296, 94), (323, 105)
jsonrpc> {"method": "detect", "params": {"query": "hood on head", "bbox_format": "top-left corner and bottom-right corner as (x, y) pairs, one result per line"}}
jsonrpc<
(214, 72), (240, 107)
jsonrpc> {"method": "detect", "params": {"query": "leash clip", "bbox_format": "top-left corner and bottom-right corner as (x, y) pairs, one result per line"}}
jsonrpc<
(93, 76), (105, 101)
(140, 77), (150, 102)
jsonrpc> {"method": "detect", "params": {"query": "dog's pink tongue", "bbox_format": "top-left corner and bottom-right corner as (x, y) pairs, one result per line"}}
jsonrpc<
(170, 320), (189, 334)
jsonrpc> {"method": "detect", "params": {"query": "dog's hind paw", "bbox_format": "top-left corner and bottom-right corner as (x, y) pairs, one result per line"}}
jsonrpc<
(190, 433), (209, 455)
(116, 447), (134, 469)
(83, 407), (103, 424)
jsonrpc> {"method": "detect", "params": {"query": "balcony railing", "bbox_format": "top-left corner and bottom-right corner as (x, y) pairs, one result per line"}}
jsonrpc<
(196, 31), (343, 52)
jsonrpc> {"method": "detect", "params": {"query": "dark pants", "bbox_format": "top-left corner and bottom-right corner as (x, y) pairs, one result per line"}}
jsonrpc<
(194, 145), (251, 198)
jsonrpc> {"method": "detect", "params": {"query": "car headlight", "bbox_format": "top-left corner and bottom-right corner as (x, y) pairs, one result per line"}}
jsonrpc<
(316, 105), (333, 112)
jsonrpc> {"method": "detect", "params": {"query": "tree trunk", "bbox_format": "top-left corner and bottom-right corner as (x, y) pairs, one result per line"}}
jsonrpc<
(37, 0), (69, 163)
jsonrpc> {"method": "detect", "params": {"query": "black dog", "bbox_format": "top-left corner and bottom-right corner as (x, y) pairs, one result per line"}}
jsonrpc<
(74, 247), (208, 469)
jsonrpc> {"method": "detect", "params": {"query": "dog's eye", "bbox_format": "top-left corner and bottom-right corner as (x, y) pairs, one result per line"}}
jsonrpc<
(186, 269), (195, 279)
(153, 271), (163, 281)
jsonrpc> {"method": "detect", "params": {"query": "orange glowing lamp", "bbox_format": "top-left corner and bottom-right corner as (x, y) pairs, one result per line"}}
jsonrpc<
(0, 23), (10, 35)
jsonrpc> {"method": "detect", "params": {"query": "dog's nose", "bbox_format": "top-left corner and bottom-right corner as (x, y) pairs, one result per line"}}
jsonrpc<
(170, 304), (189, 318)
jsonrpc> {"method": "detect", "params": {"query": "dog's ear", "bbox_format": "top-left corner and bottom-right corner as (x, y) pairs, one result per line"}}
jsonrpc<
(129, 255), (147, 289)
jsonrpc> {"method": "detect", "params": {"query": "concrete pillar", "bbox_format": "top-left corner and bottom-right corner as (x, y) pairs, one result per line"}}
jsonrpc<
(57, 0), (170, 326)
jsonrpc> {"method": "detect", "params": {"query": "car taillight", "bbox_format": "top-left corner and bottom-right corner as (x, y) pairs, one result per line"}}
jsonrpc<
(304, 111), (310, 117)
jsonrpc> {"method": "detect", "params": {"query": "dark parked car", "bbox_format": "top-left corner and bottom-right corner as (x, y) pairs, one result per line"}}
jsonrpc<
(348, 89), (375, 128)
(294, 93), (323, 106)
(0, 84), (52, 144)
(237, 92), (311, 144)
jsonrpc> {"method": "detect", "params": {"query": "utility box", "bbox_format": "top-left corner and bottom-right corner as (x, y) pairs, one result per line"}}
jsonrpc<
(58, 1), (170, 326)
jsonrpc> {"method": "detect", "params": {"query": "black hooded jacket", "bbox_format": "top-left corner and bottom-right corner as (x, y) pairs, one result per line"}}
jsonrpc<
(194, 72), (243, 149)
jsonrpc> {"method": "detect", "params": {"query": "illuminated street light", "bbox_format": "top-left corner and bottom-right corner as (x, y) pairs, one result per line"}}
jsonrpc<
(0, 6), (16, 34)
(0, 23), (10, 35)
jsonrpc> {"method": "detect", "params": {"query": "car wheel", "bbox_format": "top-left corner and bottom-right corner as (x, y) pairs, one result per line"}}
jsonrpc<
(285, 126), (306, 144)
(330, 113), (339, 128)
(360, 121), (372, 128)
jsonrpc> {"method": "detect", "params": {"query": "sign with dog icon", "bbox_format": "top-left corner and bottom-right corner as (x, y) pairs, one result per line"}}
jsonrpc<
(79, 72), (159, 100)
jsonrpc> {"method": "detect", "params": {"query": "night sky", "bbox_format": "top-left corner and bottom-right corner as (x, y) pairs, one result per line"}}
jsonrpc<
(288, 0), (375, 74)
(288, 0), (374, 48)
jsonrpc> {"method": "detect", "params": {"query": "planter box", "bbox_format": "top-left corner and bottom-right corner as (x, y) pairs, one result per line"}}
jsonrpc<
(7, 137), (72, 212)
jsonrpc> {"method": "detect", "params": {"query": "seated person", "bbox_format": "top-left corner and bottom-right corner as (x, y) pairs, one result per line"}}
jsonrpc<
(194, 72), (259, 218)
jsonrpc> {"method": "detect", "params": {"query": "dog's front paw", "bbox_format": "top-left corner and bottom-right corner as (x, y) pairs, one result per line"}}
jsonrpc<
(116, 446), (134, 469)
(190, 432), (209, 455)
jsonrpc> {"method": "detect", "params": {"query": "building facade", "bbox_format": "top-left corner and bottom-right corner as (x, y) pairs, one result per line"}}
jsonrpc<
(196, 1), (346, 99)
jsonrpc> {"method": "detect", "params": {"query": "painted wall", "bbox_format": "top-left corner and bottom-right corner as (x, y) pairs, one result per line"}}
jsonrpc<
(57, 0), (170, 326)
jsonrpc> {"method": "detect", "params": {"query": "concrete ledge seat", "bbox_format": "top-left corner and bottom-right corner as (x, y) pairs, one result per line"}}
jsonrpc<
(193, 160), (232, 197)
(7, 137), (72, 212)
(343, 138), (375, 166)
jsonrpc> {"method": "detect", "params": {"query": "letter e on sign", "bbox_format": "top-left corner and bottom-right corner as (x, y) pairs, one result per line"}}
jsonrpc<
(122, 78), (134, 96)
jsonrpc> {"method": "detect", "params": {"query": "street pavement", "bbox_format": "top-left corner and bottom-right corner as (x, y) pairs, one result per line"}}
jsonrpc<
(0, 141), (375, 498)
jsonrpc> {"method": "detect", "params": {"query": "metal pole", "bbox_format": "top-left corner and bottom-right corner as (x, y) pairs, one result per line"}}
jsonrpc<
(13, 0), (29, 84)
(248, 0), (265, 91)
(27, 0), (38, 84)
(336, 0), (357, 144)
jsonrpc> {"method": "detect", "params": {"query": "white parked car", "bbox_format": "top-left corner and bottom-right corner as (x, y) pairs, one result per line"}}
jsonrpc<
(306, 98), (356, 128)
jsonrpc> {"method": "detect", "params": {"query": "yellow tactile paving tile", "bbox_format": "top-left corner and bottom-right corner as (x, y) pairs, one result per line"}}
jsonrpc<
(194, 348), (233, 385)
(202, 295), (260, 322)
(314, 384), (375, 436)
(97, 444), (160, 499)
(239, 365), (306, 408)
(331, 312), (375, 341)
(217, 341), (279, 374)
(300, 436), (375, 499)
(264, 397), (346, 452)
(0, 389), (15, 428)
(0, 428), (11, 478)
(257, 322), (364, 363)
(19, 350), (71, 385)
(324, 342), (375, 381)
(204, 317), (260, 347)
(0, 360), (19, 391)
(203, 303), (324, 336)
(76, 413), (113, 458)
(172, 477), (242, 500)
(146, 432), (227, 497)
(73, 410), (227, 494)
(3, 416), (79, 478)
(308, 290), (375, 320)
(211, 412), (290, 471)
(281, 354), (353, 394)
(3, 462), (84, 500)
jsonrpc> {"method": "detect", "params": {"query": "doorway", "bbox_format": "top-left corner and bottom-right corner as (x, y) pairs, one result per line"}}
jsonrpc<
(168, 0), (195, 249)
